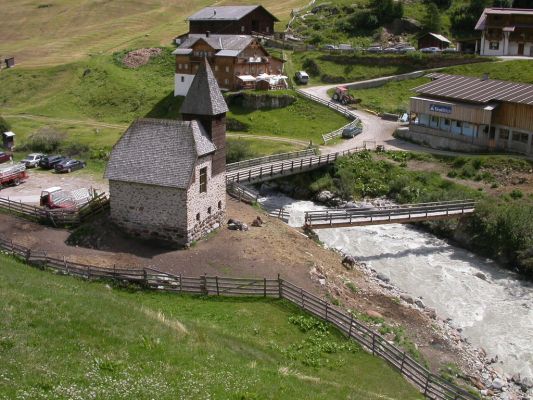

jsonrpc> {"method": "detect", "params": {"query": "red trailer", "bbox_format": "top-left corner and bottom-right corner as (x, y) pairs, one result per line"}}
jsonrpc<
(0, 164), (28, 189)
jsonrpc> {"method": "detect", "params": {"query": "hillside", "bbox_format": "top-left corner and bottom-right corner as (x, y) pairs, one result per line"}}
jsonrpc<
(0, 254), (423, 399)
(0, 0), (307, 67)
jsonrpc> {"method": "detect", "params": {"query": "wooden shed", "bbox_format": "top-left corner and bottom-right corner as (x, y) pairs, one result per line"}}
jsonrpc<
(418, 33), (451, 49)
(2, 131), (15, 150)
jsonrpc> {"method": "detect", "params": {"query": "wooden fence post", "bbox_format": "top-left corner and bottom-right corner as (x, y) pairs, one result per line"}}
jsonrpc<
(25, 248), (31, 262)
(372, 333), (376, 355)
(143, 269), (148, 286)
(216, 276), (220, 295)
(400, 351), (407, 373)
(179, 273), (182, 293)
(300, 288), (304, 308)
(277, 274), (282, 298)
(325, 302), (329, 321)
(348, 314), (354, 339)
(424, 372), (430, 396)
(87, 266), (91, 280)
(263, 278), (267, 297)
(201, 274), (207, 295)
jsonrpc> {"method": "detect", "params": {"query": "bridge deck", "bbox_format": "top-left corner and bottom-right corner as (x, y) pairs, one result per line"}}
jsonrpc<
(304, 200), (476, 229)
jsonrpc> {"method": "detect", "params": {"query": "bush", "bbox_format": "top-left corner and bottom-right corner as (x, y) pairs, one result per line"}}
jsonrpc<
(510, 189), (523, 199)
(0, 116), (11, 133)
(302, 58), (321, 76)
(226, 140), (258, 164)
(20, 127), (66, 153)
(61, 142), (89, 156)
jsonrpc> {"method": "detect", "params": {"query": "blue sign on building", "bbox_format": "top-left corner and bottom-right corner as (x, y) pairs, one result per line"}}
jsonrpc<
(429, 104), (452, 114)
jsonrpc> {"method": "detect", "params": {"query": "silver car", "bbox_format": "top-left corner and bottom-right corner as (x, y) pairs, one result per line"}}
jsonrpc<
(20, 153), (45, 168)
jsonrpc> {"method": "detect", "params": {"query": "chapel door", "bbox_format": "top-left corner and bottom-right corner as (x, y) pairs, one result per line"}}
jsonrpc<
(518, 43), (524, 56)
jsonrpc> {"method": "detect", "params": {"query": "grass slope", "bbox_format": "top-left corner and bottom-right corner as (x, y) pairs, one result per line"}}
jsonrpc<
(0, 0), (306, 67)
(0, 255), (423, 400)
(0, 50), (346, 157)
(352, 60), (533, 114)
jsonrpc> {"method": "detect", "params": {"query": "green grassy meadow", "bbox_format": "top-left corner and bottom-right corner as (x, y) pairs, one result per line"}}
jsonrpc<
(0, 255), (423, 400)
(0, 0), (306, 67)
(350, 60), (533, 114)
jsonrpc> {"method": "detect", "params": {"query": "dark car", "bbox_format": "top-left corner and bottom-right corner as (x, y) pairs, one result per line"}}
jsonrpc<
(0, 152), (11, 164)
(54, 158), (86, 173)
(342, 125), (362, 138)
(39, 155), (66, 169)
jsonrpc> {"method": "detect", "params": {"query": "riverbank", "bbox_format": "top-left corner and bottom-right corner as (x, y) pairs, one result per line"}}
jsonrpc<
(257, 192), (533, 399)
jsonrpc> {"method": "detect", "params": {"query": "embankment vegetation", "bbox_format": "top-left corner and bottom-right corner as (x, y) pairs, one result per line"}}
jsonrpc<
(0, 254), (423, 399)
(285, 151), (533, 278)
(345, 60), (533, 114)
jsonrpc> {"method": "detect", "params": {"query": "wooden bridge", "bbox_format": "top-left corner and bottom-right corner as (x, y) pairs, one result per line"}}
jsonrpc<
(226, 147), (366, 184)
(304, 200), (477, 229)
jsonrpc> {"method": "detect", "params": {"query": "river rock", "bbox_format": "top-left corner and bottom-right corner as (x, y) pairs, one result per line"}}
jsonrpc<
(316, 190), (334, 203)
(474, 271), (488, 281)
(426, 307), (437, 319)
(366, 310), (384, 319)
(400, 294), (414, 304)
(491, 378), (506, 391)
(376, 273), (390, 283)
(520, 376), (533, 389)
(512, 373), (521, 384)
(415, 299), (425, 308)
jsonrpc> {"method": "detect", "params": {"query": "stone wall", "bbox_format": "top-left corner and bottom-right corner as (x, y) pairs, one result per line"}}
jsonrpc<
(109, 180), (189, 244)
(395, 127), (488, 152)
(225, 92), (296, 110)
(185, 156), (226, 243)
(109, 156), (226, 246)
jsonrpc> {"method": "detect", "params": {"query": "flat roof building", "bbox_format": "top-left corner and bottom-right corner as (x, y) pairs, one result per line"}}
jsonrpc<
(404, 73), (533, 156)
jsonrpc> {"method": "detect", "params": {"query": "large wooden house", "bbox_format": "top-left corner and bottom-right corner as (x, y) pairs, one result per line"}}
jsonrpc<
(476, 8), (533, 56)
(187, 5), (278, 36)
(173, 33), (285, 95)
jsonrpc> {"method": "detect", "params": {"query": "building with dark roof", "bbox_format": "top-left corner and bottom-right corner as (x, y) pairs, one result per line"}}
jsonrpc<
(173, 33), (285, 95)
(105, 58), (228, 246)
(476, 8), (533, 56)
(404, 73), (533, 156)
(187, 5), (278, 36)
(417, 32), (452, 50)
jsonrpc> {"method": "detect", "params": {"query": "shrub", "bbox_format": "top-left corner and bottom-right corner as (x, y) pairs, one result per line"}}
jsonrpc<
(510, 189), (523, 199)
(226, 140), (258, 164)
(0, 116), (11, 133)
(21, 127), (66, 153)
(61, 142), (89, 156)
(302, 58), (321, 76)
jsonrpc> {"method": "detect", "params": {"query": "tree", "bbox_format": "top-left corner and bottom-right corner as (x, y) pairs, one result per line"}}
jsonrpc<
(451, 0), (491, 35)
(427, 0), (452, 8)
(0, 116), (10, 134)
(511, 0), (533, 7)
(424, 2), (442, 33)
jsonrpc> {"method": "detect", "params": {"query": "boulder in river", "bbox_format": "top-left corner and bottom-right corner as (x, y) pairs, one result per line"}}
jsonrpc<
(474, 271), (488, 281)
(415, 299), (425, 308)
(400, 294), (414, 304)
(491, 378), (505, 391)
(376, 273), (390, 283)
(316, 190), (334, 203)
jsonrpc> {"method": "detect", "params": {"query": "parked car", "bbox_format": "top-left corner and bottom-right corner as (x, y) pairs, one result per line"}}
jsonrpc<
(342, 125), (362, 138)
(420, 47), (442, 53)
(383, 47), (399, 53)
(366, 46), (382, 53)
(338, 43), (352, 51)
(0, 152), (11, 164)
(397, 46), (416, 53)
(38, 155), (66, 169)
(442, 47), (458, 53)
(322, 44), (338, 50)
(20, 153), (45, 168)
(54, 158), (86, 173)
(294, 70), (309, 84)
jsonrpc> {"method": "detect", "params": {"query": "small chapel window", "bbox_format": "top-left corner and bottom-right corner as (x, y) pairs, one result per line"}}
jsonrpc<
(199, 167), (207, 193)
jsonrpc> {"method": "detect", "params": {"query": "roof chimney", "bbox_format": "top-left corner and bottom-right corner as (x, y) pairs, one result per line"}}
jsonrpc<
(482, 73), (489, 81)
(206, 31), (210, 37)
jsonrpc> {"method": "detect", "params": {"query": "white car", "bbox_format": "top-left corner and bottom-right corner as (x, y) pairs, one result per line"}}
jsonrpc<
(20, 153), (45, 168)
(420, 47), (442, 53)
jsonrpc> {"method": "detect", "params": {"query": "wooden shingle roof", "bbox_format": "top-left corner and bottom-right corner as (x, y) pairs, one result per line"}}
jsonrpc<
(180, 57), (229, 116)
(104, 119), (215, 189)
(188, 5), (278, 22)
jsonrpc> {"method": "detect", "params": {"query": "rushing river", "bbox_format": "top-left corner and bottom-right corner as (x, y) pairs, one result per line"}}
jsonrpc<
(259, 193), (533, 379)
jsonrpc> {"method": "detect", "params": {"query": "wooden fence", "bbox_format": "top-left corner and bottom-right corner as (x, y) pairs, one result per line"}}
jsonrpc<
(296, 89), (356, 120)
(227, 148), (316, 172)
(304, 200), (477, 228)
(0, 236), (478, 400)
(226, 147), (365, 184)
(0, 193), (109, 227)
(226, 182), (260, 204)
(322, 119), (362, 144)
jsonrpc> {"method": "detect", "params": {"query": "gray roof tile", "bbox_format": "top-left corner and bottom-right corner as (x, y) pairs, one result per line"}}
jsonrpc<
(104, 119), (215, 189)
(188, 5), (278, 21)
(179, 34), (253, 51)
(180, 57), (229, 116)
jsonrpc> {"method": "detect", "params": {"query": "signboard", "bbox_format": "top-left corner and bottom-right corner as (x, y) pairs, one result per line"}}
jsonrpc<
(429, 104), (452, 114)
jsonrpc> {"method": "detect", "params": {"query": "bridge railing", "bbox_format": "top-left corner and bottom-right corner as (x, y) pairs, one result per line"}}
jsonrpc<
(226, 147), (365, 183)
(304, 200), (477, 226)
(227, 148), (317, 172)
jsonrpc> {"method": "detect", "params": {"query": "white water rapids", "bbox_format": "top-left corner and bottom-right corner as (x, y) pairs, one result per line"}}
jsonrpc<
(259, 193), (533, 379)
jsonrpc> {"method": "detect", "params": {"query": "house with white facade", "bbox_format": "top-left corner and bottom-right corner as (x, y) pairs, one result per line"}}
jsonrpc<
(105, 58), (229, 246)
(476, 8), (533, 57)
